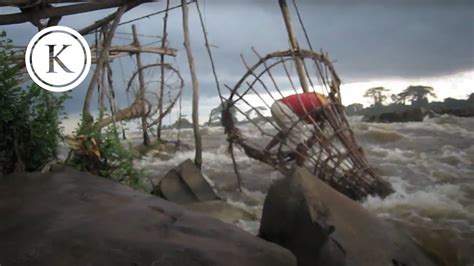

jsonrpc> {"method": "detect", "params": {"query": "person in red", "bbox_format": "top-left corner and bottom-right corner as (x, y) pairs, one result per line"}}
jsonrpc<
(264, 92), (330, 166)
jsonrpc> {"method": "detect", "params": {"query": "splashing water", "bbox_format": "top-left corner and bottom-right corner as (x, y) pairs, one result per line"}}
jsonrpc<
(136, 115), (474, 262)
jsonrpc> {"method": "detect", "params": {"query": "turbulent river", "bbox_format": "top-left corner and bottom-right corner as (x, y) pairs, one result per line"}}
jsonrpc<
(132, 115), (474, 264)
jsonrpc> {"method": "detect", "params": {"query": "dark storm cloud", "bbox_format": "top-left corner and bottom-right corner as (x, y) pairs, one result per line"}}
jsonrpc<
(1, 0), (473, 113)
(136, 0), (474, 93)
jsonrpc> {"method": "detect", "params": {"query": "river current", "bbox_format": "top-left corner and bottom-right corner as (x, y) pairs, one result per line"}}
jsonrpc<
(133, 115), (473, 265)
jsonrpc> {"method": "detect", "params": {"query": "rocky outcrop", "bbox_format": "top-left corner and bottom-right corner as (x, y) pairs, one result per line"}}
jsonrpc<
(0, 167), (296, 266)
(362, 107), (426, 123)
(259, 167), (436, 266)
(152, 159), (219, 204)
(152, 160), (259, 227)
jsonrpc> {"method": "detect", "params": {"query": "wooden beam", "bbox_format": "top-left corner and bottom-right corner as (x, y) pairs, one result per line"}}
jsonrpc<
(0, 0), (34, 6)
(0, 1), (91, 6)
(0, 0), (145, 25)
(94, 100), (146, 130)
(108, 45), (177, 57)
(8, 46), (177, 67)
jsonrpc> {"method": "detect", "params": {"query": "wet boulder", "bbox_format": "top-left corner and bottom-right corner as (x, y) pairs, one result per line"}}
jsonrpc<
(259, 167), (436, 266)
(153, 160), (257, 227)
(0, 167), (296, 266)
(152, 159), (219, 204)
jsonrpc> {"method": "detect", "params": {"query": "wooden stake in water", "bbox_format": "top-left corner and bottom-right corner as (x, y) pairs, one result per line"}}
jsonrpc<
(132, 24), (151, 146)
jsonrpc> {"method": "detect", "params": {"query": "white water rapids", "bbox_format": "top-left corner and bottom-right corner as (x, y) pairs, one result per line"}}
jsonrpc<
(129, 115), (474, 263)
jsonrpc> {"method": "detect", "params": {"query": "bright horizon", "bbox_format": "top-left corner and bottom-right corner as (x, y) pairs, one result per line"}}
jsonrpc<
(339, 69), (473, 107)
(60, 69), (473, 134)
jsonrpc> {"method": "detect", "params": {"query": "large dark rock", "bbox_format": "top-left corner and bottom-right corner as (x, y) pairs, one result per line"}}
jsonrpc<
(259, 167), (437, 266)
(185, 200), (257, 224)
(0, 167), (296, 266)
(152, 159), (219, 204)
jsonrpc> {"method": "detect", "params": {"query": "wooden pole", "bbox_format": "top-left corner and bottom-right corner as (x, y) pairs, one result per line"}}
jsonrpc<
(157, 0), (170, 141)
(82, 4), (126, 127)
(132, 24), (151, 146)
(181, 0), (202, 169)
(278, 0), (309, 93)
(98, 26), (107, 121)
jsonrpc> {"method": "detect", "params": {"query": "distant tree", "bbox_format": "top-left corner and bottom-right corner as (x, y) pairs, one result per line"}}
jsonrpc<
(207, 104), (223, 125)
(395, 91), (410, 105)
(401, 85), (436, 106)
(468, 93), (474, 103)
(390, 94), (400, 104)
(345, 103), (364, 115)
(207, 102), (237, 126)
(171, 117), (193, 129)
(442, 97), (469, 110)
(364, 87), (389, 106)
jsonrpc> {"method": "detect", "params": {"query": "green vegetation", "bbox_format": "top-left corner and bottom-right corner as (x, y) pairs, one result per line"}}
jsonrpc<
(0, 31), (144, 189)
(67, 124), (146, 190)
(398, 85), (436, 107)
(363, 85), (437, 108)
(0, 31), (68, 175)
(347, 85), (473, 120)
(165, 116), (193, 129)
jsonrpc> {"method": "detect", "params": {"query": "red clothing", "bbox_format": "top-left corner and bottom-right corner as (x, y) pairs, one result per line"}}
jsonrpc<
(279, 92), (328, 121)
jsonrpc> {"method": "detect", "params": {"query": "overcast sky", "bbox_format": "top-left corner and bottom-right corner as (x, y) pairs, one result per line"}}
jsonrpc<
(1, 0), (473, 123)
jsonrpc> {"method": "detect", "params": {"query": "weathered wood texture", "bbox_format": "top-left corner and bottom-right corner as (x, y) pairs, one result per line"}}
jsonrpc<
(181, 0), (202, 169)
(278, 0), (309, 93)
(132, 24), (151, 146)
(0, 0), (152, 25)
(223, 49), (394, 201)
(157, 0), (170, 140)
(82, 5), (127, 125)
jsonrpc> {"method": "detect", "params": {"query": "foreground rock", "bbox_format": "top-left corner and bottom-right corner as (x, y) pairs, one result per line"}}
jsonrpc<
(259, 167), (436, 266)
(186, 200), (257, 224)
(152, 159), (219, 204)
(0, 167), (296, 266)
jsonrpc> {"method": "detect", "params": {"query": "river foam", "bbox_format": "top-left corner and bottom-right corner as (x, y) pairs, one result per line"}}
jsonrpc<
(135, 115), (473, 260)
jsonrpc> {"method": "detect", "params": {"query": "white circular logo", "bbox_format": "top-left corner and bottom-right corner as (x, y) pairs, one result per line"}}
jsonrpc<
(25, 26), (91, 92)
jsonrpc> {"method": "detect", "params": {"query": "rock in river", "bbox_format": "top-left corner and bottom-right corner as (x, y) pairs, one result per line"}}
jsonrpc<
(259, 167), (437, 266)
(0, 167), (296, 266)
(152, 159), (219, 204)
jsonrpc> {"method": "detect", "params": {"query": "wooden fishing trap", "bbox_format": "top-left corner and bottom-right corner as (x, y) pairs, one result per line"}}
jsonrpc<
(222, 48), (393, 201)
(125, 63), (183, 133)
(220, 0), (393, 201)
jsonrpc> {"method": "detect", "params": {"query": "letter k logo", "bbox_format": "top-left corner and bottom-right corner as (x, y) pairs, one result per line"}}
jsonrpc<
(47, 44), (74, 73)
(25, 26), (91, 92)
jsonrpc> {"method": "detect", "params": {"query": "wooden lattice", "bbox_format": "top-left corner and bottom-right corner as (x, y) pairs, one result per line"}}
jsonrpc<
(223, 48), (394, 201)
